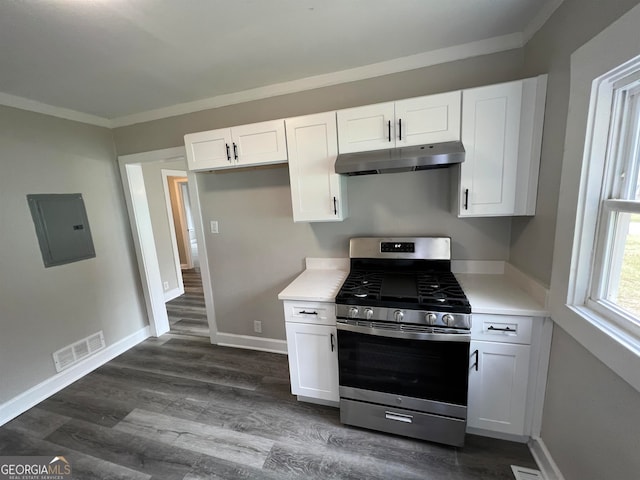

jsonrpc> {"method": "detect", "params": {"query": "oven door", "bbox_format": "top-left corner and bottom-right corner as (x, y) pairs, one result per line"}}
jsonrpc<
(337, 322), (470, 416)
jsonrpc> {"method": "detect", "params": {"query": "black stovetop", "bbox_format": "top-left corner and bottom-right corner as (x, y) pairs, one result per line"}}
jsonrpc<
(335, 260), (471, 314)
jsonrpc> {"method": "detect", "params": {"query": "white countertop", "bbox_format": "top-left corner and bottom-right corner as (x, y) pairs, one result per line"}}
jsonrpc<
(278, 258), (349, 303)
(455, 273), (549, 317)
(278, 258), (549, 317)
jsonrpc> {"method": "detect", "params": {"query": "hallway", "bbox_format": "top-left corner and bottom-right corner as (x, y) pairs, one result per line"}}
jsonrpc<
(166, 268), (208, 337)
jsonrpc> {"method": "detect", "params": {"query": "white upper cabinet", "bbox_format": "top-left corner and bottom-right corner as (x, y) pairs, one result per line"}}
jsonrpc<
(453, 75), (547, 217)
(337, 102), (395, 153)
(394, 91), (461, 147)
(184, 127), (233, 171)
(285, 112), (347, 222)
(185, 119), (288, 171)
(336, 91), (461, 154)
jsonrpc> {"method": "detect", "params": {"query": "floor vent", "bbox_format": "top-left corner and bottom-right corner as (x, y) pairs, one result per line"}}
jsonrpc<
(53, 331), (106, 372)
(511, 465), (544, 480)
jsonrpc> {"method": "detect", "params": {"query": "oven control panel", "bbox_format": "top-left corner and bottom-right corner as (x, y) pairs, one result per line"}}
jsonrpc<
(380, 242), (415, 253)
(336, 305), (471, 330)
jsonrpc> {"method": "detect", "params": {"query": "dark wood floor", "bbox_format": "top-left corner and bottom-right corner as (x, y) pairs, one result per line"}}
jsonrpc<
(0, 334), (537, 479)
(167, 268), (209, 338)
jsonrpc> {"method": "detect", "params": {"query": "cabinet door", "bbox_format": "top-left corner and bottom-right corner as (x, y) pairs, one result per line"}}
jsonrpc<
(459, 81), (522, 216)
(468, 340), (530, 435)
(231, 119), (288, 167)
(184, 128), (233, 171)
(285, 322), (339, 402)
(286, 112), (346, 222)
(395, 91), (461, 147)
(337, 102), (395, 153)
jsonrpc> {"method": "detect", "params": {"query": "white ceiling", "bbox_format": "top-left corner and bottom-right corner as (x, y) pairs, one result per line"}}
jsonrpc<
(0, 0), (562, 127)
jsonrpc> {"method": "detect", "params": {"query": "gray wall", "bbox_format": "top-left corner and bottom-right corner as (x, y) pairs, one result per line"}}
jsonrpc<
(140, 159), (187, 294)
(0, 105), (147, 403)
(113, 49), (524, 340)
(197, 166), (510, 339)
(510, 0), (640, 287)
(513, 1), (640, 479)
(542, 327), (640, 479)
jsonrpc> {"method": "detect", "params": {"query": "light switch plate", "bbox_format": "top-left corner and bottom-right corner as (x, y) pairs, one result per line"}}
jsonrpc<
(210, 220), (219, 234)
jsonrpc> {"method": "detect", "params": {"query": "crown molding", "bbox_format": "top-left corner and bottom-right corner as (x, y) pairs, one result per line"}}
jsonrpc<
(110, 32), (523, 128)
(0, 92), (111, 128)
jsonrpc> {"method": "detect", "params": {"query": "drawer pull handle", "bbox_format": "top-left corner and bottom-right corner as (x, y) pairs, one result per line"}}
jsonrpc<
(488, 325), (515, 332)
(299, 310), (318, 315)
(385, 411), (413, 423)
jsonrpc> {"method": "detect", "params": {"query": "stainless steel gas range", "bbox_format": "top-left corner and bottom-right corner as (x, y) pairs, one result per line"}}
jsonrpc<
(335, 237), (471, 447)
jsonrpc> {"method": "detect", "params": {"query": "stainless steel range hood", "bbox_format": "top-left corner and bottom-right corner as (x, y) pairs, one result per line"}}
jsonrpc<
(334, 141), (465, 176)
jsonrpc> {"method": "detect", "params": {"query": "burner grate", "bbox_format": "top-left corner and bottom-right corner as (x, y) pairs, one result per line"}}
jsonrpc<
(338, 271), (383, 300)
(417, 272), (469, 307)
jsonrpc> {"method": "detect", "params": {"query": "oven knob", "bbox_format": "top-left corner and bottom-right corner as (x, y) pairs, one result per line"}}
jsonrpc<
(443, 314), (455, 327)
(364, 308), (374, 320)
(348, 307), (359, 319)
(425, 313), (437, 325)
(393, 310), (404, 322)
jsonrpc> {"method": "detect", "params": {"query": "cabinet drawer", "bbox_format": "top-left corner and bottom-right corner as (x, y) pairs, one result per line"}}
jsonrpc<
(471, 314), (532, 344)
(284, 301), (336, 326)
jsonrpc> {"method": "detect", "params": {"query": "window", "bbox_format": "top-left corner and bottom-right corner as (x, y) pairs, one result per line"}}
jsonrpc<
(585, 72), (640, 339)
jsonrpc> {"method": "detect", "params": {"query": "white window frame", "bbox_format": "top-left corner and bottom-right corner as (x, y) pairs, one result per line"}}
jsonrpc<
(551, 4), (640, 393)
(585, 81), (640, 341)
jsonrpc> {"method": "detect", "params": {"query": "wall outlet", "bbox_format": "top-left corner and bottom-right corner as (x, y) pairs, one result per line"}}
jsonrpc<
(253, 320), (262, 334)
(163, 281), (169, 290)
(210, 220), (219, 234)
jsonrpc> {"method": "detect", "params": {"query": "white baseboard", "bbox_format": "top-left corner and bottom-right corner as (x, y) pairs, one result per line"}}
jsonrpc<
(0, 326), (150, 427)
(529, 436), (565, 480)
(466, 427), (528, 443)
(297, 395), (339, 408)
(164, 286), (183, 302)
(216, 332), (287, 355)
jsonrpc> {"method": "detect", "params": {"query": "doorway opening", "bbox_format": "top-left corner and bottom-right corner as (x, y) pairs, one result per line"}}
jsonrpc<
(118, 147), (217, 342)
(162, 171), (208, 338)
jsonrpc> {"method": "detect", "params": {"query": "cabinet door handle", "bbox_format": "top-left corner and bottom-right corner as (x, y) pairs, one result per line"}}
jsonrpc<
(488, 325), (515, 332)
(299, 310), (318, 315)
(471, 349), (479, 371)
(388, 120), (391, 142)
(464, 188), (469, 210)
(330, 333), (335, 352)
(398, 118), (402, 141)
(233, 142), (238, 160)
(333, 196), (337, 215)
(225, 143), (231, 162)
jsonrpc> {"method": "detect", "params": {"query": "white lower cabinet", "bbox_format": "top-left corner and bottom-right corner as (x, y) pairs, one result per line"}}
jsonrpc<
(467, 340), (531, 435)
(284, 301), (339, 403)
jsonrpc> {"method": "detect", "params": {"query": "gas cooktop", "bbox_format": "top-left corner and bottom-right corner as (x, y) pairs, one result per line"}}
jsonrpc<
(336, 268), (470, 313)
(335, 237), (471, 329)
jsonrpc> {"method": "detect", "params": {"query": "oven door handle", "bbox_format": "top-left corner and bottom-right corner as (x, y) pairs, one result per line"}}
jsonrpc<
(336, 321), (471, 343)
